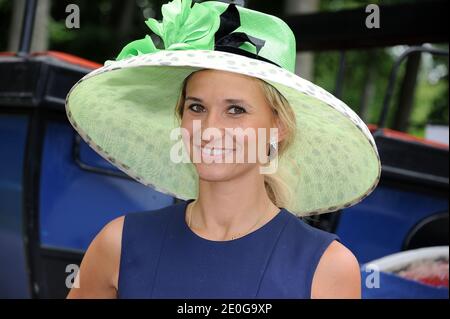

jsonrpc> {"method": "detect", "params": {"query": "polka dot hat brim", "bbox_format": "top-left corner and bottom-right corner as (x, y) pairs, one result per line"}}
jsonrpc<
(65, 48), (381, 216)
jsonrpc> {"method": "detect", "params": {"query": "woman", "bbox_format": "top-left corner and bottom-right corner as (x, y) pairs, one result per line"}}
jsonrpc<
(65, 0), (380, 299)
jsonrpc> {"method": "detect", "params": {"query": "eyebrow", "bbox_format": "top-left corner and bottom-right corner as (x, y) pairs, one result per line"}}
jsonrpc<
(185, 96), (252, 108)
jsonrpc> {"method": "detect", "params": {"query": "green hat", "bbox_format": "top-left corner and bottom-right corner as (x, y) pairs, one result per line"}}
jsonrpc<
(65, 0), (381, 216)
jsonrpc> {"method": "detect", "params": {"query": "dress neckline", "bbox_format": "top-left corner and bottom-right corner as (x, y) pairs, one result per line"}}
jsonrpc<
(180, 199), (288, 244)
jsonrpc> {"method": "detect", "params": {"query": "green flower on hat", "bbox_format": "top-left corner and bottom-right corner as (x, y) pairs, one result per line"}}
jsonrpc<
(116, 0), (221, 60)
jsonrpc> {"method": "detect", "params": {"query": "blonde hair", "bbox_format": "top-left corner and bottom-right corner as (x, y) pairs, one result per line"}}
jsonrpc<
(174, 70), (297, 208)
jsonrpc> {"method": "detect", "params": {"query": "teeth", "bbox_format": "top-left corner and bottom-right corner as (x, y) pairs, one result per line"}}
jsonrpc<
(200, 147), (232, 156)
(203, 148), (223, 155)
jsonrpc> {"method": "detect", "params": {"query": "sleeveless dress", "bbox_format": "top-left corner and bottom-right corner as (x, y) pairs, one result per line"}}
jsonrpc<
(118, 199), (340, 299)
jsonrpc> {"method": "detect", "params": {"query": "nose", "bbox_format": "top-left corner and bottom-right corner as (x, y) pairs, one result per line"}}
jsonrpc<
(202, 110), (225, 132)
(203, 108), (226, 129)
(201, 109), (226, 140)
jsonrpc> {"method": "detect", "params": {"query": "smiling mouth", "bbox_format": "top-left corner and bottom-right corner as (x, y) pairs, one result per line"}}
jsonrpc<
(194, 145), (236, 157)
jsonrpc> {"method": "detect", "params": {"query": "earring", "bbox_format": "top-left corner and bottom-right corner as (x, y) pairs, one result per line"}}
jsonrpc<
(268, 137), (278, 160)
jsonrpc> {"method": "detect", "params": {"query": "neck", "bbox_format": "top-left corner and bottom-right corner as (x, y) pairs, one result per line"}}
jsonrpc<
(190, 167), (280, 240)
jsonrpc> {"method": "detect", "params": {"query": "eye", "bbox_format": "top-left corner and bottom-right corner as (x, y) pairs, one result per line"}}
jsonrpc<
(188, 104), (205, 113)
(228, 105), (247, 115)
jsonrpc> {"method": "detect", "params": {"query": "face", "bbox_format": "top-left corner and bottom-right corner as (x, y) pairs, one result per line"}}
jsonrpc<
(180, 69), (282, 182)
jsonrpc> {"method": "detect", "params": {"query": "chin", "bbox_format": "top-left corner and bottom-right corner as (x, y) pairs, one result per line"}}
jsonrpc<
(195, 163), (249, 182)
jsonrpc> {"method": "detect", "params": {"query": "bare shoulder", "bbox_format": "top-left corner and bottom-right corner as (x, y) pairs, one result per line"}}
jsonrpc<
(311, 240), (361, 299)
(66, 215), (125, 299)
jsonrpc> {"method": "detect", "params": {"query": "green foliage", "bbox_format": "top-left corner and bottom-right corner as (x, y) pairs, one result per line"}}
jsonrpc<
(313, 45), (448, 137)
(314, 48), (395, 126)
(315, 1), (449, 137)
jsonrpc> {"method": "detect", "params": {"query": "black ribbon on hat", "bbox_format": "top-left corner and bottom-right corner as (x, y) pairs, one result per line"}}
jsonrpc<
(214, 4), (281, 67)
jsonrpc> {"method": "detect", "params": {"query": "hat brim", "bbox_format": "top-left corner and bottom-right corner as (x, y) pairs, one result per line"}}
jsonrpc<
(65, 49), (381, 216)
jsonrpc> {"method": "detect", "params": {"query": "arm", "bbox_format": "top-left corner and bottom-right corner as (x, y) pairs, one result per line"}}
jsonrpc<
(66, 216), (124, 299)
(311, 240), (361, 299)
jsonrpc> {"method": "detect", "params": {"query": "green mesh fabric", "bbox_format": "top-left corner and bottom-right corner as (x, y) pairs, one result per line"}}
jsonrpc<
(65, 49), (381, 216)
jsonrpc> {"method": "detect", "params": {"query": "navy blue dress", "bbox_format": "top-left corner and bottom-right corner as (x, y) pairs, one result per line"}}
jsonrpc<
(118, 199), (340, 298)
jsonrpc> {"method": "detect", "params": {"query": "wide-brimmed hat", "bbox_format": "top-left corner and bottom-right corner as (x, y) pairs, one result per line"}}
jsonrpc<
(65, 0), (381, 216)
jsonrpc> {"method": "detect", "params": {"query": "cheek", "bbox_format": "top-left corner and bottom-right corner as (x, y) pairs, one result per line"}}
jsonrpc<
(181, 113), (204, 134)
(233, 121), (271, 162)
(181, 115), (200, 138)
(180, 117), (194, 152)
(240, 119), (272, 147)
